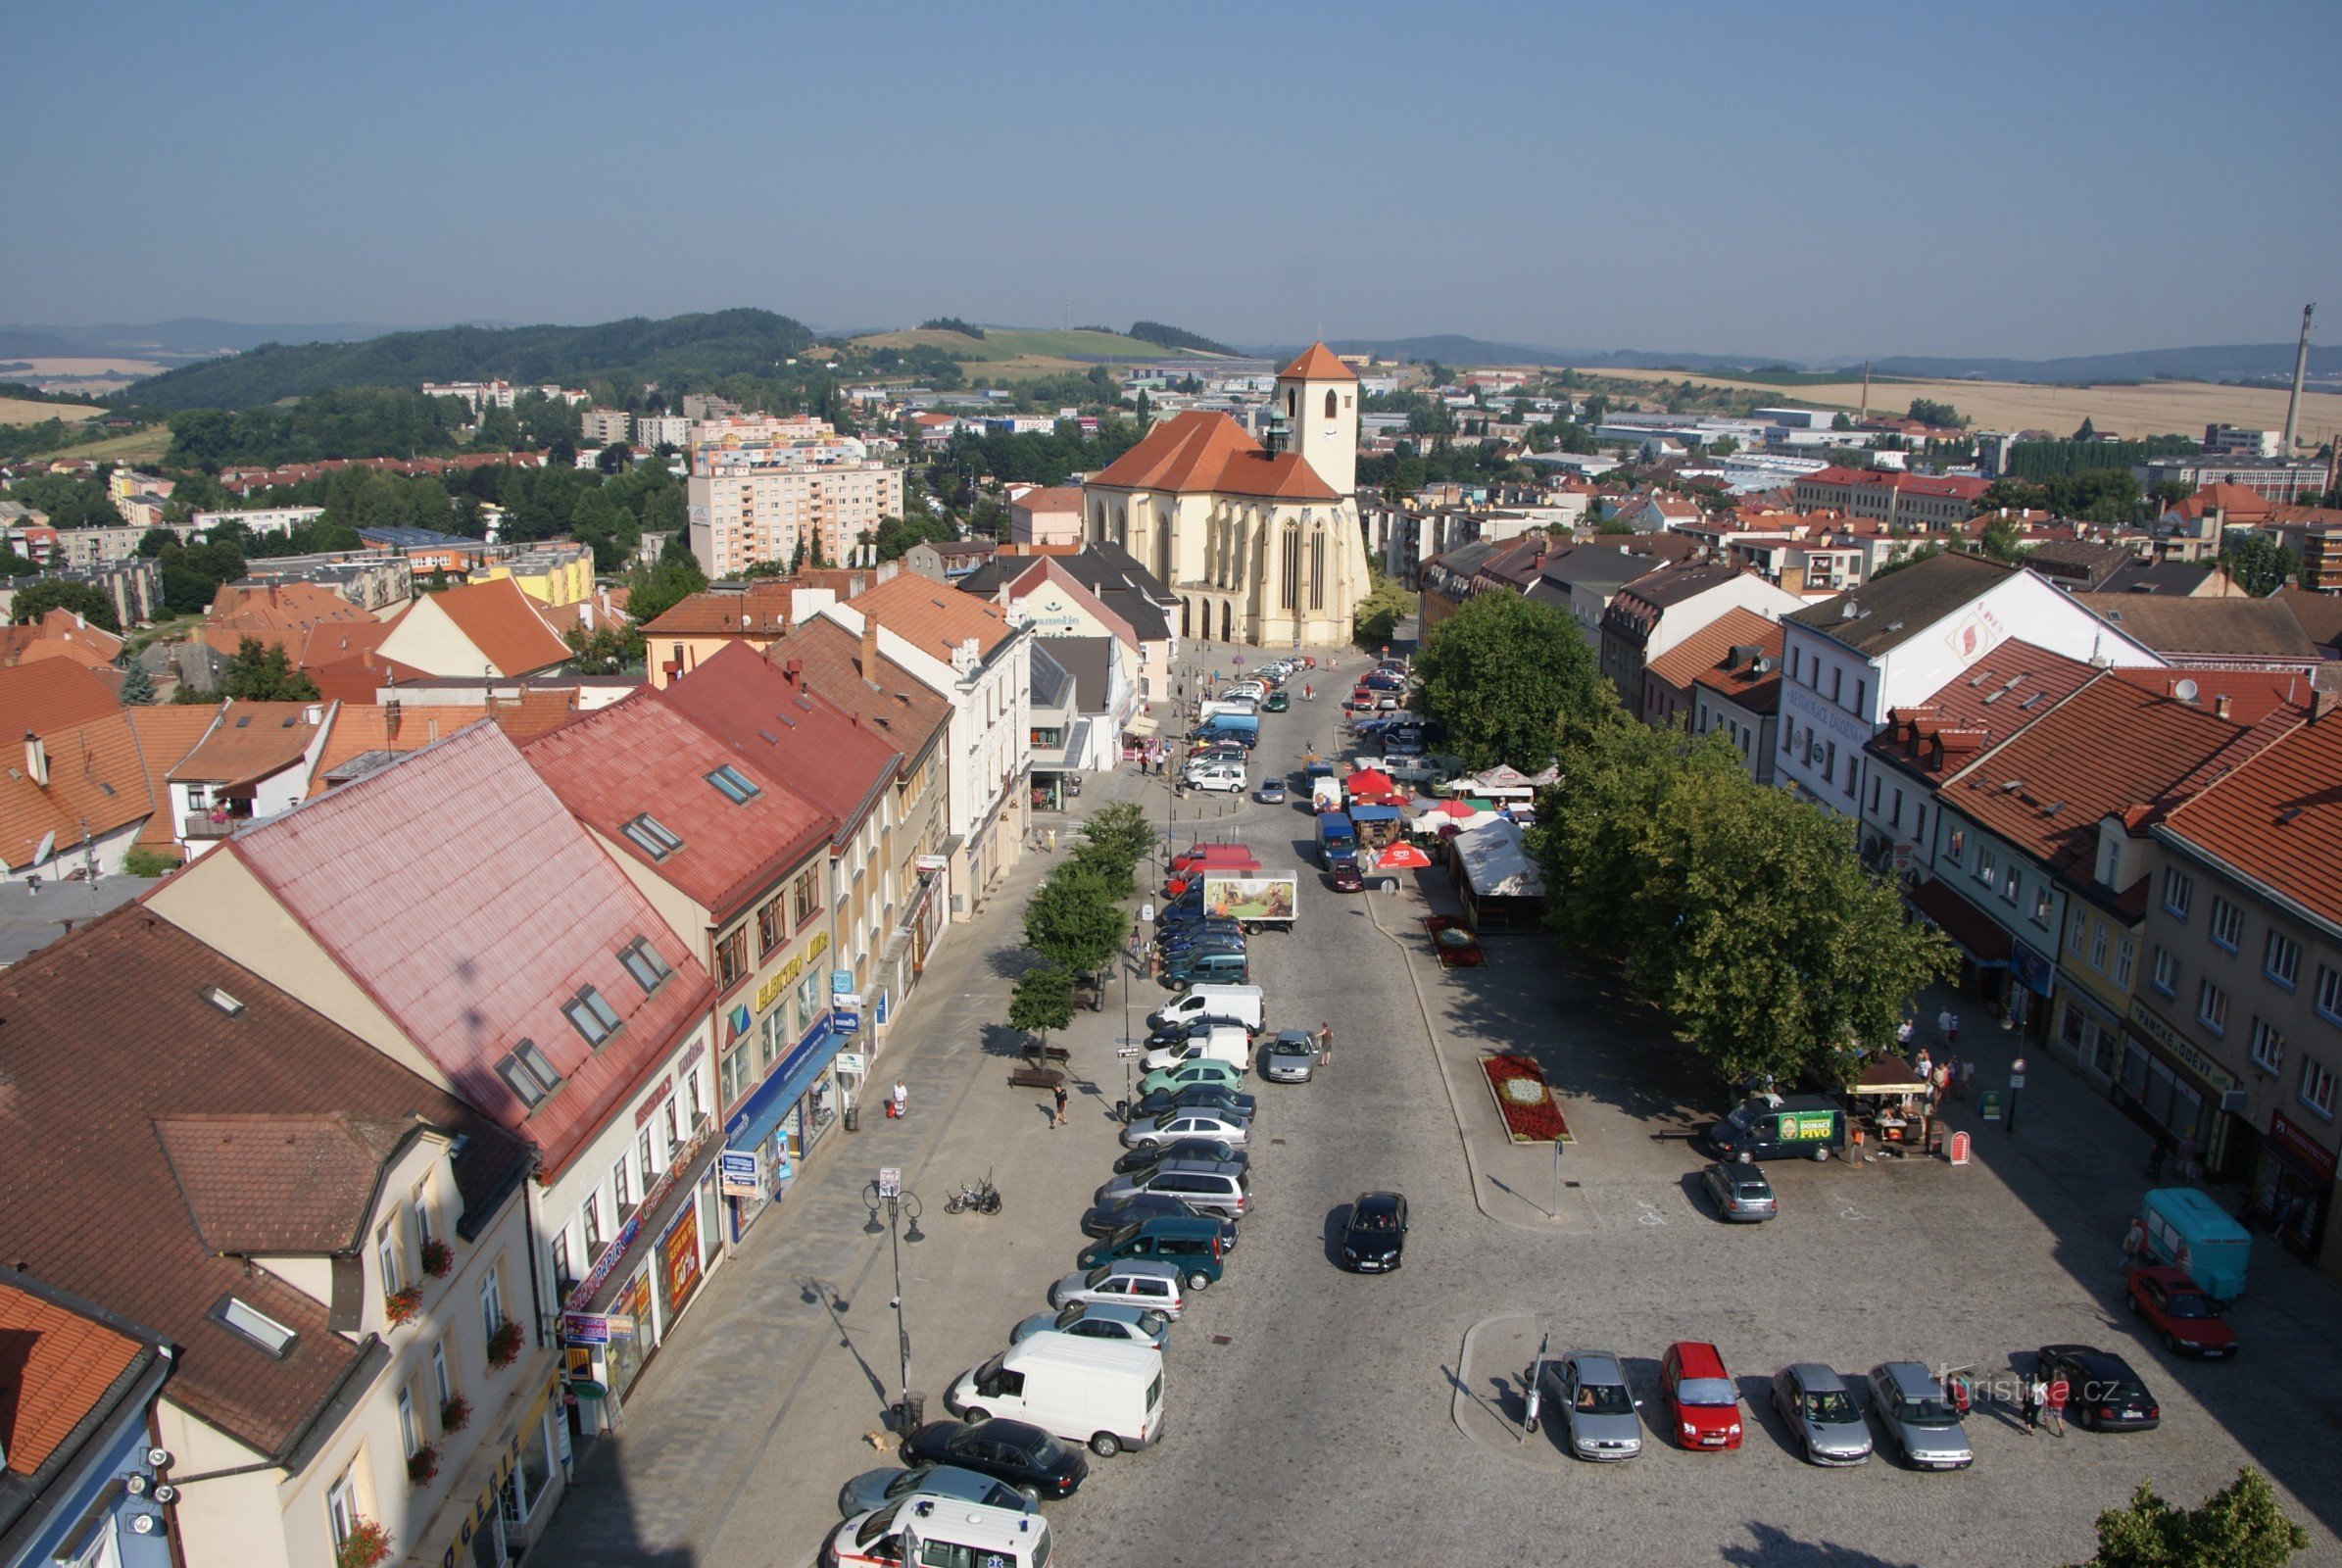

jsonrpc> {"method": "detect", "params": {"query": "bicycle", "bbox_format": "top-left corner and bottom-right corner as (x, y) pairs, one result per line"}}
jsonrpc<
(944, 1171), (1002, 1215)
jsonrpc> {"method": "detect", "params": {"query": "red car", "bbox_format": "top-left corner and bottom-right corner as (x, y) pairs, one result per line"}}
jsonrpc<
(2126, 1265), (2237, 1359)
(1661, 1341), (1744, 1449)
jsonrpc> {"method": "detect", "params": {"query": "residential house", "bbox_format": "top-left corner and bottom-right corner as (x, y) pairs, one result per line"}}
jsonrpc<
(142, 724), (721, 1439)
(0, 1275), (171, 1568)
(1005, 487), (1084, 547)
(2069, 594), (2319, 674)
(165, 701), (329, 857)
(1688, 625), (1784, 784)
(902, 538), (998, 583)
(0, 662), (154, 883)
(2149, 706), (2342, 1281)
(990, 559), (1139, 761)
(375, 578), (571, 679)
(639, 569), (895, 688)
(1598, 563), (1802, 715)
(0, 610), (124, 681)
(1523, 541), (1686, 650)
(303, 701), (492, 799)
(1776, 553), (2164, 816)
(1638, 606), (1779, 731)
(196, 582), (376, 663)
(0, 908), (552, 1568)
(962, 544), (1180, 709)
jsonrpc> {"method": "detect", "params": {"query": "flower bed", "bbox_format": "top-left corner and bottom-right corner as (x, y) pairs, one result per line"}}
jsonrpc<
(1481, 1054), (1569, 1144)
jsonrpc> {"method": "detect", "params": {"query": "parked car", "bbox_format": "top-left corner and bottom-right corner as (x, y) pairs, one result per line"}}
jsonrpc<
(2035, 1345), (2161, 1431)
(1143, 1015), (1244, 1049)
(1128, 1084), (1257, 1123)
(1261, 1029), (1318, 1083)
(1119, 1108), (1250, 1151)
(1866, 1361), (1974, 1470)
(1109, 1139), (1245, 1177)
(1047, 1259), (1186, 1318)
(1081, 1191), (1210, 1237)
(1660, 1341), (1743, 1451)
(2124, 1265), (2237, 1358)
(898, 1417), (1088, 1500)
(835, 1463), (1036, 1520)
(1094, 1157), (1250, 1219)
(1773, 1364), (1872, 1465)
(1339, 1191), (1408, 1273)
(1540, 1350), (1643, 1461)
(1257, 777), (1288, 804)
(1329, 861), (1365, 894)
(1700, 1161), (1778, 1223)
(1262, 691), (1290, 712)
(1077, 1215), (1227, 1291)
(1137, 1057), (1247, 1098)
(1009, 1302), (1172, 1351)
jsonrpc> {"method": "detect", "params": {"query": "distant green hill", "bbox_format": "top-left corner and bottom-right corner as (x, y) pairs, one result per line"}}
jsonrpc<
(126, 309), (818, 410)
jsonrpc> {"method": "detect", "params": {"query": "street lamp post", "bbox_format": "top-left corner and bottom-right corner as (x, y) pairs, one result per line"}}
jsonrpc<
(862, 1174), (924, 1432)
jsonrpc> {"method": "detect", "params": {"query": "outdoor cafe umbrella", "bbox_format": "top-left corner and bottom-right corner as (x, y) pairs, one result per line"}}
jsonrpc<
(1372, 842), (1434, 871)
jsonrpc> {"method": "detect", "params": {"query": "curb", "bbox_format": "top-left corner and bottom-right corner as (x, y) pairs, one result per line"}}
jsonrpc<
(1450, 1311), (1550, 1467)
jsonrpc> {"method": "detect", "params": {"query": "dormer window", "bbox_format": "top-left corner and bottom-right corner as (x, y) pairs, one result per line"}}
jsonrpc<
(496, 1039), (563, 1108)
(563, 987), (621, 1046)
(619, 938), (671, 994)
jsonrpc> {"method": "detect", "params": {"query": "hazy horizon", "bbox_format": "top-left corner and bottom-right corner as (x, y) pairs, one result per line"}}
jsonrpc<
(7, 0), (2337, 363)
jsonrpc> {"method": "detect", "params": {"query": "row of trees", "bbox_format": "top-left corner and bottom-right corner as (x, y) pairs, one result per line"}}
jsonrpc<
(1008, 804), (1155, 1049)
(1408, 591), (1950, 1090)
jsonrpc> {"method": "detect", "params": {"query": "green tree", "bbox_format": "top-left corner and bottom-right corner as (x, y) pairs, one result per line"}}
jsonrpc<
(1906, 398), (1964, 427)
(1076, 803), (1155, 880)
(135, 526), (177, 558)
(9, 579), (121, 633)
(122, 847), (177, 878)
(1022, 867), (1128, 972)
(2221, 534), (2297, 596)
(1412, 591), (1615, 769)
(2074, 416), (2097, 442)
(563, 621), (642, 674)
(1007, 962), (1077, 1053)
(625, 535), (708, 625)
(118, 660), (157, 706)
(219, 637), (320, 701)
(1979, 517), (2025, 563)
(1353, 565), (1416, 650)
(2070, 1467), (2307, 1568)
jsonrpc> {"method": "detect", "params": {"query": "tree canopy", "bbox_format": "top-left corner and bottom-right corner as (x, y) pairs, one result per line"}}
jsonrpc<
(2069, 1467), (2307, 1568)
(1007, 962), (1077, 1049)
(218, 637), (320, 701)
(1411, 591), (1612, 769)
(8, 579), (120, 633)
(1022, 866), (1129, 972)
(2221, 534), (2296, 596)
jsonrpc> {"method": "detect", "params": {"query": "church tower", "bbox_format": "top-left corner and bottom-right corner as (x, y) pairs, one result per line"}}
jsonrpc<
(1272, 342), (1358, 498)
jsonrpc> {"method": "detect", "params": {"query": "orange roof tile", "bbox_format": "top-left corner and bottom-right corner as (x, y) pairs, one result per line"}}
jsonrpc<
(0, 1279), (145, 1476)
(299, 615), (394, 671)
(2162, 708), (2342, 924)
(487, 688), (587, 740)
(416, 578), (570, 676)
(1089, 411), (1340, 501)
(307, 649), (433, 706)
(306, 702), (490, 797)
(168, 701), (322, 789)
(0, 661), (122, 737)
(0, 709), (154, 873)
(1278, 342), (1357, 382)
(643, 581), (810, 638)
(848, 571), (1016, 662)
(1643, 607), (1781, 696)
(124, 706), (224, 849)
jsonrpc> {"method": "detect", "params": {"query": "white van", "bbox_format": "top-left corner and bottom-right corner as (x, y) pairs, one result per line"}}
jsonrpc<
(1198, 698), (1258, 721)
(826, 1494), (1051, 1568)
(1186, 762), (1245, 794)
(946, 1334), (1166, 1457)
(1141, 1024), (1250, 1076)
(1148, 984), (1264, 1033)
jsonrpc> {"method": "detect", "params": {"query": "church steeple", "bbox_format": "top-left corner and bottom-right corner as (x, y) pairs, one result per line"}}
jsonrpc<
(1273, 342), (1358, 498)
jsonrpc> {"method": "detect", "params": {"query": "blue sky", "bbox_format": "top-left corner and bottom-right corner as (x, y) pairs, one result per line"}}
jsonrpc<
(7, 0), (2337, 359)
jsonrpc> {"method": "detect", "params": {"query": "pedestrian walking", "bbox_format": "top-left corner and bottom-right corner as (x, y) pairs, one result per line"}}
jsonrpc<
(1896, 1016), (1915, 1050)
(1317, 1022), (1334, 1064)
(1957, 1056), (1975, 1102)
(1947, 1011), (1961, 1048)
(1936, 1007), (1953, 1048)
(1914, 1045), (1933, 1082)
(1051, 1082), (1069, 1129)
(889, 1079), (908, 1120)
(1931, 1060), (1952, 1106)
(2022, 1372), (2046, 1434)
(2044, 1375), (2068, 1437)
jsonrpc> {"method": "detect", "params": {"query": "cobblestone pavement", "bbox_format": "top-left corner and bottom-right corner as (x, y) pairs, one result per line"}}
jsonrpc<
(534, 635), (2342, 1568)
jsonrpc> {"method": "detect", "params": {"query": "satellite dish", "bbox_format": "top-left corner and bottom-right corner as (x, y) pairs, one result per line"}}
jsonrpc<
(30, 831), (54, 867)
(2173, 679), (2200, 703)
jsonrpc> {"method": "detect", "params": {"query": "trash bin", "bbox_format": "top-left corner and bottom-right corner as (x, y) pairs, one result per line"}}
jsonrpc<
(893, 1392), (926, 1434)
(844, 1105), (860, 1134)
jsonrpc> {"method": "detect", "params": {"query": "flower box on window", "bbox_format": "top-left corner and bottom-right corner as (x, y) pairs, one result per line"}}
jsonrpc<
(419, 1238), (453, 1279)
(486, 1317), (524, 1368)
(335, 1520), (393, 1568)
(439, 1394), (471, 1434)
(407, 1444), (441, 1489)
(383, 1285), (423, 1328)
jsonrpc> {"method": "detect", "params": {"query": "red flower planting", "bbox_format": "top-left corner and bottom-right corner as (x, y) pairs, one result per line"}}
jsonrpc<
(1481, 1054), (1568, 1144)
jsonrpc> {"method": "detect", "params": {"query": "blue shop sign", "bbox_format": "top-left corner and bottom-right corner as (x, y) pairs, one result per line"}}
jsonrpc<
(2011, 939), (2056, 998)
(724, 1012), (842, 1152)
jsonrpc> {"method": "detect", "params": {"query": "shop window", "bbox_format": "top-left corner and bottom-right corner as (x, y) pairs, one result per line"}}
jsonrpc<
(619, 938), (671, 995)
(1976, 847), (1995, 887)
(2251, 1018), (2285, 1075)
(2265, 930), (2301, 990)
(2162, 867), (2194, 920)
(2302, 1056), (2337, 1120)
(501, 1414), (558, 1527)
(2149, 946), (2177, 997)
(2196, 980), (2228, 1035)
(563, 988), (621, 1047)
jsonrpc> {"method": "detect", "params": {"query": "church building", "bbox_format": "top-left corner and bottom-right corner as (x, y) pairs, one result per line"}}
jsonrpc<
(1081, 343), (1371, 647)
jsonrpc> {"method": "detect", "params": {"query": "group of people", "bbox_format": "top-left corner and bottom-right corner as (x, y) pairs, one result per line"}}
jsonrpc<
(1894, 1019), (1976, 1107)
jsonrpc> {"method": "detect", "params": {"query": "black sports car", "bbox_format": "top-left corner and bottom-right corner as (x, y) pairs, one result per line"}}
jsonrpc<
(1340, 1191), (1408, 1273)
(900, 1417), (1089, 1499)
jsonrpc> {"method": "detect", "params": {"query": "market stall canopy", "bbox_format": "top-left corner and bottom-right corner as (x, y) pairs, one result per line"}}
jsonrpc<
(1424, 798), (1479, 820)
(1452, 817), (1545, 899)
(1344, 766), (1396, 798)
(1852, 1059), (1931, 1097)
(1373, 842), (1434, 870)
(1348, 804), (1403, 824)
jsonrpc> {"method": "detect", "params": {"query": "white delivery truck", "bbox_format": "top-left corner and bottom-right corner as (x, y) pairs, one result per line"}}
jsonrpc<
(1201, 872), (1298, 935)
(946, 1334), (1167, 1456)
(1147, 983), (1264, 1033)
(1142, 1023), (1251, 1075)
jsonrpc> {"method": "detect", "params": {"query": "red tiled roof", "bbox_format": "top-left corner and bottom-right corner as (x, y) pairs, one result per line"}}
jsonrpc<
(0, 660), (122, 736)
(304, 701), (490, 798)
(0, 1281), (144, 1476)
(221, 723), (714, 1180)
(654, 644), (901, 843)
(299, 615), (395, 671)
(414, 578), (570, 676)
(0, 711), (154, 872)
(522, 692), (834, 916)
(2106, 666), (2316, 727)
(643, 582), (811, 638)
(1009, 486), (1085, 513)
(1645, 607), (1780, 696)
(0, 908), (524, 1459)
(168, 701), (322, 788)
(2162, 708), (2341, 924)
(125, 706), (223, 850)
(849, 571), (1015, 662)
(307, 648), (434, 706)
(1088, 411), (1342, 502)
(772, 617), (951, 757)
(1690, 622), (1785, 715)
(1867, 641), (2100, 783)
(1277, 342), (1357, 382)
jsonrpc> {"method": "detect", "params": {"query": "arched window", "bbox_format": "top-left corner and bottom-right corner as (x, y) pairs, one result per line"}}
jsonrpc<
(1309, 526), (1326, 611)
(1324, 389), (1338, 419)
(1281, 525), (1300, 612)
(1286, 388), (1296, 418)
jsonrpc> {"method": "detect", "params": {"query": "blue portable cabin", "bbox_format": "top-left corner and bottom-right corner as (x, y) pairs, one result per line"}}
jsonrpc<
(2137, 1187), (2251, 1301)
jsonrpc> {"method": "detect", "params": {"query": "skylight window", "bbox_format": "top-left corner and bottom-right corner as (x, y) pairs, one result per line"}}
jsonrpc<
(618, 938), (671, 995)
(201, 985), (245, 1016)
(562, 987), (622, 1046)
(706, 764), (760, 804)
(496, 1039), (563, 1107)
(219, 1296), (298, 1357)
(621, 813), (683, 859)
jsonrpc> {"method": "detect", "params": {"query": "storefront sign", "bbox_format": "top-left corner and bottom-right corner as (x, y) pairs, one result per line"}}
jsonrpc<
(832, 968), (854, 994)
(2010, 940), (2055, 998)
(2126, 999), (2238, 1092)
(727, 1002), (751, 1041)
(2269, 1111), (2339, 1182)
(568, 1212), (641, 1309)
(633, 1074), (674, 1127)
(659, 1204), (705, 1314)
(756, 949), (808, 1014)
(719, 1151), (762, 1198)
(833, 1010), (862, 1033)
(1980, 1091), (2002, 1121)
(679, 1037), (707, 1074)
(836, 1052), (867, 1075)
(562, 1313), (611, 1346)
(875, 991), (890, 1026)
(807, 931), (829, 960)
(915, 855), (949, 872)
(879, 1166), (902, 1198)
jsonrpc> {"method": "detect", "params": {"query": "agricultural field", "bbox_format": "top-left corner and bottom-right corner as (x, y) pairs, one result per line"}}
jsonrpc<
(1577, 364), (2342, 446)
(0, 396), (104, 426)
(19, 422), (171, 465)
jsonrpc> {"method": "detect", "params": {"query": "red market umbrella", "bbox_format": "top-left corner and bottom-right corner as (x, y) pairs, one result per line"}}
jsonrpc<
(1427, 798), (1477, 819)
(1345, 768), (1396, 797)
(1375, 843), (1434, 870)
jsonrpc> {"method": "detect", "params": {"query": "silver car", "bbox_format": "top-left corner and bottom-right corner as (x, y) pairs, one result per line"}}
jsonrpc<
(1700, 1161), (1778, 1222)
(1866, 1361), (1973, 1470)
(1046, 1258), (1184, 1318)
(1119, 1108), (1249, 1150)
(1261, 1029), (1317, 1083)
(1009, 1303), (1172, 1351)
(1774, 1363), (1873, 1465)
(835, 1463), (1034, 1519)
(1540, 1350), (1643, 1461)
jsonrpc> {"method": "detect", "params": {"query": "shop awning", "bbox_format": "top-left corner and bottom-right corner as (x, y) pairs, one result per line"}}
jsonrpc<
(1852, 1059), (1931, 1097)
(1123, 711), (1159, 736)
(725, 1022), (849, 1154)
(1907, 879), (2012, 967)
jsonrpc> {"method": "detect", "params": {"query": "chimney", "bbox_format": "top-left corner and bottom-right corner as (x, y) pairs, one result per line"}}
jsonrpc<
(384, 698), (402, 741)
(860, 609), (880, 677)
(784, 658), (804, 690)
(23, 731), (47, 787)
(2215, 694), (2233, 720)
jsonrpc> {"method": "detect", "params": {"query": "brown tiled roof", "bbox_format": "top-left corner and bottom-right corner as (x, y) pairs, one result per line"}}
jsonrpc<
(168, 701), (322, 788)
(485, 687), (585, 739)
(1278, 342), (1357, 382)
(1690, 623), (1785, 715)
(1867, 640), (2099, 783)
(307, 649), (433, 705)
(1009, 486), (1084, 513)
(198, 583), (372, 659)
(778, 616), (951, 756)
(2272, 585), (2342, 654)
(2162, 707), (2341, 925)
(2074, 593), (2317, 661)
(125, 706), (224, 850)
(1644, 607), (1780, 695)
(642, 582), (806, 638)
(154, 1112), (418, 1254)
(420, 578), (570, 675)
(298, 616), (395, 671)
(850, 571), (1016, 662)
(304, 702), (489, 798)
(1087, 411), (1341, 502)
(0, 1281), (145, 1477)
(0, 908), (523, 1459)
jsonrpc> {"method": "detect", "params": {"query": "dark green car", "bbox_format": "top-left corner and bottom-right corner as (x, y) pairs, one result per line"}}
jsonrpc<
(1262, 691), (1291, 712)
(1074, 1215), (1227, 1290)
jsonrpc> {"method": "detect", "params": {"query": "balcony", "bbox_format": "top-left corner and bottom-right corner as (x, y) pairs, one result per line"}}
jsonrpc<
(183, 812), (249, 840)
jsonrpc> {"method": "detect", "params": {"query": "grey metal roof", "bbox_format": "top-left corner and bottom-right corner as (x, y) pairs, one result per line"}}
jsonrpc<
(1787, 552), (2016, 656)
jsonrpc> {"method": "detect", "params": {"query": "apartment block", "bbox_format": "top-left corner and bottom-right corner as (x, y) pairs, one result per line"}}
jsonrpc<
(687, 461), (903, 577)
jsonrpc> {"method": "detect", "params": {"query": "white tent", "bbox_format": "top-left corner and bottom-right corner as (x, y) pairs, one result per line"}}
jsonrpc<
(1452, 817), (1545, 899)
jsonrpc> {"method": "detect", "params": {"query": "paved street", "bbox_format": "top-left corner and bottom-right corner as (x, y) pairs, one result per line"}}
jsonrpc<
(536, 636), (2342, 1568)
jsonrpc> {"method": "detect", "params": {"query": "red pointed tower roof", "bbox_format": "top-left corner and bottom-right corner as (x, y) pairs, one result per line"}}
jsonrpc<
(1277, 342), (1356, 382)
